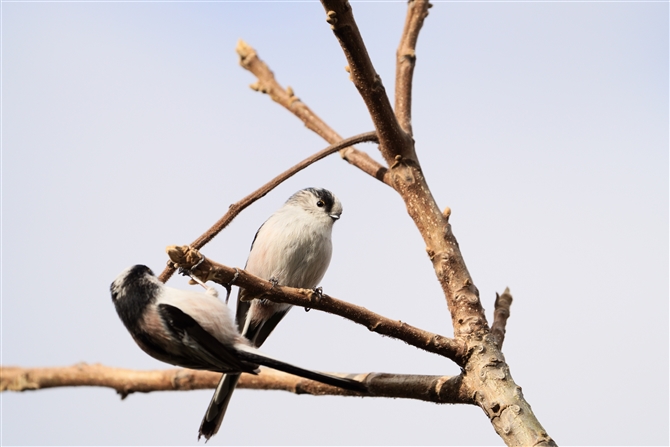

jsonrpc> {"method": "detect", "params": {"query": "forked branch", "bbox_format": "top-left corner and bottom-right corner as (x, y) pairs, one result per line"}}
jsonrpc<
(315, 2), (555, 445)
(4, 3), (555, 446)
(236, 40), (391, 186)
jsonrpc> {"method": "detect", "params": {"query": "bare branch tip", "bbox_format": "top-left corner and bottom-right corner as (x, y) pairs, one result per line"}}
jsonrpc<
(235, 39), (252, 57)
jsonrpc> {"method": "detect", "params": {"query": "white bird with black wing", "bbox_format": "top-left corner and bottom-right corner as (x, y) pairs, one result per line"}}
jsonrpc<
(110, 264), (365, 438)
(200, 187), (344, 440)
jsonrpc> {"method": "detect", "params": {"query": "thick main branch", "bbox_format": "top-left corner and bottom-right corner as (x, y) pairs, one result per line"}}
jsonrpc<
(321, 1), (415, 165)
(315, 2), (555, 445)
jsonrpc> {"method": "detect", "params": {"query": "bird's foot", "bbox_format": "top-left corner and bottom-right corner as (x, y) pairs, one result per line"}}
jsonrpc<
(178, 266), (218, 297)
(223, 268), (240, 304)
(305, 286), (323, 312)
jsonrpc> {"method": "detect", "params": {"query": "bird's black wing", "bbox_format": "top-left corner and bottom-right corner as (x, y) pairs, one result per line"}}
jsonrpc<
(158, 304), (257, 374)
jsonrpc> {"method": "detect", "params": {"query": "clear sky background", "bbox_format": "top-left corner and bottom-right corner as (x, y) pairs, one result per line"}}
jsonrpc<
(2, 1), (668, 445)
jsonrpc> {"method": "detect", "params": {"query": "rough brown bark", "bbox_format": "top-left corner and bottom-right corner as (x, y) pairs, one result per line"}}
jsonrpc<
(1, 365), (469, 404)
(315, 1), (555, 445)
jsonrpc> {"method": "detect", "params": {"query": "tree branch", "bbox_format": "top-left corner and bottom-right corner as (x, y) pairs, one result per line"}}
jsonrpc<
(491, 288), (513, 350)
(166, 245), (468, 364)
(464, 335), (556, 446)
(320, 0), (415, 165)
(1, 365), (472, 405)
(395, 0), (432, 135)
(236, 40), (391, 186)
(315, 3), (555, 445)
(318, 0), (483, 342)
(157, 131), (378, 283)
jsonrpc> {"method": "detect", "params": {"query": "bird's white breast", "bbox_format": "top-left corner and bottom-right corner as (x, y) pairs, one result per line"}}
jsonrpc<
(245, 205), (333, 289)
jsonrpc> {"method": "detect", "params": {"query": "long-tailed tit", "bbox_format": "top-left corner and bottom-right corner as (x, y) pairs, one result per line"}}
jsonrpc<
(199, 187), (343, 440)
(110, 265), (364, 435)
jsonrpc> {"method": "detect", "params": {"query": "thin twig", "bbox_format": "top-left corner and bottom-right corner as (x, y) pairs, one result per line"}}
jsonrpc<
(1, 364), (472, 405)
(166, 245), (468, 364)
(491, 288), (513, 349)
(320, 0), (414, 165)
(395, 0), (432, 135)
(157, 131), (378, 283)
(236, 40), (391, 185)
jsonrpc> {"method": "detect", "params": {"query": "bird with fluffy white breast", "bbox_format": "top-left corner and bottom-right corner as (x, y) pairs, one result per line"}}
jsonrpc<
(197, 187), (344, 440)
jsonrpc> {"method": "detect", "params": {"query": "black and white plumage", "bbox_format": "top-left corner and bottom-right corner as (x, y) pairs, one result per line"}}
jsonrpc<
(200, 187), (343, 440)
(110, 265), (365, 437)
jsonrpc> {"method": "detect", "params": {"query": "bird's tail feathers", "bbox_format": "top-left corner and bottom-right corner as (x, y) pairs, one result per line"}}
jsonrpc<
(234, 344), (367, 393)
(198, 373), (240, 442)
(241, 307), (290, 347)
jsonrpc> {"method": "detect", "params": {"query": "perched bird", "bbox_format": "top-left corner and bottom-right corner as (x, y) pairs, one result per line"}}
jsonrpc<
(200, 187), (343, 440)
(110, 265), (365, 435)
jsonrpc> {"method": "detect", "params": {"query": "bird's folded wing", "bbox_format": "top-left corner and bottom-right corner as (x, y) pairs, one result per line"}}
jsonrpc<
(158, 304), (257, 374)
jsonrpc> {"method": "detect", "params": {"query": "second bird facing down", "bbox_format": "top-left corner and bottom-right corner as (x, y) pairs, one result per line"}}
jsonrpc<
(110, 264), (365, 439)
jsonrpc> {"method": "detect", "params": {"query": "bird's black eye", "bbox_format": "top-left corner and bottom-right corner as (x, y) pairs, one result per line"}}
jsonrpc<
(316, 200), (324, 207)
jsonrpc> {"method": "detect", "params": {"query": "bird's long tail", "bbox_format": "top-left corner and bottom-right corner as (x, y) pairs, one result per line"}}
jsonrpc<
(198, 373), (240, 442)
(235, 345), (367, 393)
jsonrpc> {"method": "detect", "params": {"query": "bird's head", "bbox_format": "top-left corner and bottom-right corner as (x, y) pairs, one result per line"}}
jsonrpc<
(110, 264), (158, 303)
(287, 187), (342, 223)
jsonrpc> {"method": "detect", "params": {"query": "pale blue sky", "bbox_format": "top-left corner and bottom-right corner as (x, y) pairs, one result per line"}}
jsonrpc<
(2, 1), (668, 445)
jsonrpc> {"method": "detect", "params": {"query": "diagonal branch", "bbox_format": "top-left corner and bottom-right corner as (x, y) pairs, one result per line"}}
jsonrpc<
(491, 288), (513, 350)
(320, 0), (484, 341)
(320, 0), (415, 165)
(395, 0), (432, 135)
(157, 131), (378, 283)
(1, 365), (472, 405)
(166, 245), (467, 364)
(236, 40), (391, 186)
